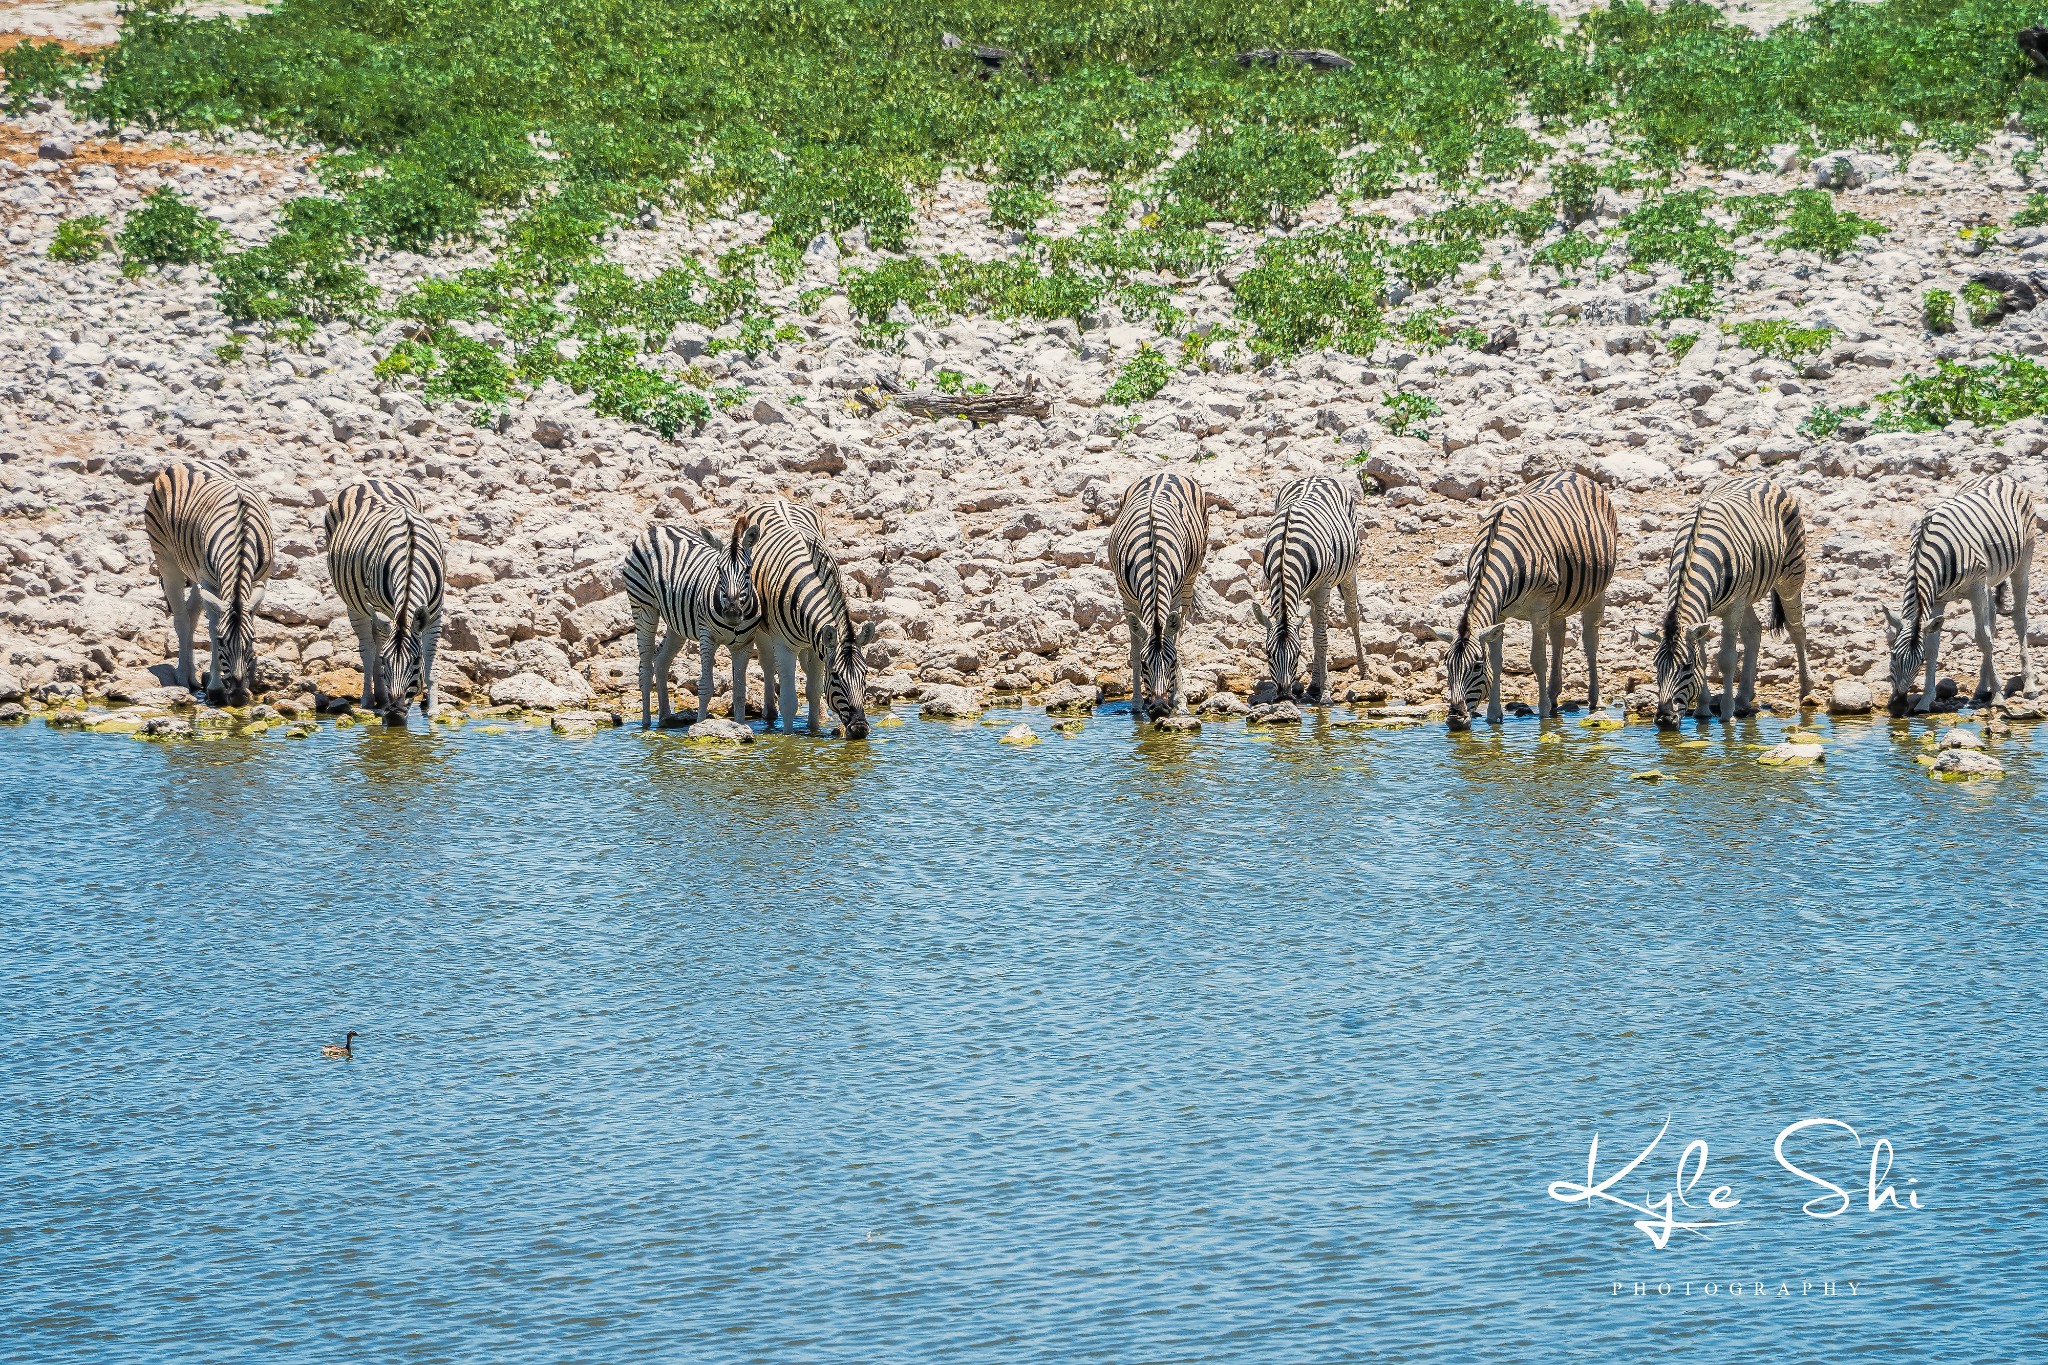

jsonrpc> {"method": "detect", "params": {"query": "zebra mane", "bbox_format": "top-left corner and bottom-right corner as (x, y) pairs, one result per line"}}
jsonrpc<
(1898, 513), (1935, 634)
(1457, 504), (1509, 641)
(807, 534), (857, 645)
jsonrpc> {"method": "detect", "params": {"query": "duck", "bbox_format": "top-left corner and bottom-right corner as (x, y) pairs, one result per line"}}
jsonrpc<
(321, 1031), (358, 1060)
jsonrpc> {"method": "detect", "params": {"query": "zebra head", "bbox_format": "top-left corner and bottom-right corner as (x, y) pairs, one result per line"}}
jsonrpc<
(1140, 609), (1182, 719)
(703, 514), (763, 632)
(198, 583), (264, 706)
(377, 607), (430, 725)
(1883, 606), (1923, 716)
(1653, 612), (1713, 729)
(1251, 596), (1305, 700)
(1444, 621), (1504, 730)
(819, 620), (879, 739)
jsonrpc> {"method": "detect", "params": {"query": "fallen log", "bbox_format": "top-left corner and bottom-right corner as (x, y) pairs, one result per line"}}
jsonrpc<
(868, 373), (1051, 422)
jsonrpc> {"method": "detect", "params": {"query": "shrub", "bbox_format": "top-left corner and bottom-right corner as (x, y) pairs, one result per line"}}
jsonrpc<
(1657, 282), (1719, 320)
(1163, 125), (1335, 228)
(1550, 163), (1599, 223)
(1922, 288), (1956, 334)
(1106, 344), (1173, 405)
(1963, 281), (2005, 329)
(213, 198), (377, 330)
(988, 185), (1057, 230)
(1, 40), (83, 114)
(1799, 403), (1867, 441)
(1532, 230), (1604, 279)
(1623, 191), (1732, 282)
(1381, 390), (1441, 439)
(1723, 193), (1791, 235)
(117, 188), (227, 278)
(1667, 332), (1699, 360)
(1391, 236), (1482, 289)
(1232, 222), (1387, 358)
(2014, 194), (2048, 229)
(1875, 354), (2048, 431)
(1727, 319), (1836, 360)
(1772, 190), (1886, 260)
(49, 215), (110, 263)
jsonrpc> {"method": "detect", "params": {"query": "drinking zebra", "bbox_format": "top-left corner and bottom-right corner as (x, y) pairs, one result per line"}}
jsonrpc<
(324, 479), (447, 725)
(1883, 474), (2038, 716)
(751, 498), (875, 738)
(1444, 471), (1616, 729)
(621, 512), (764, 729)
(142, 460), (275, 707)
(1253, 475), (1367, 706)
(1107, 471), (1209, 721)
(1653, 475), (1812, 727)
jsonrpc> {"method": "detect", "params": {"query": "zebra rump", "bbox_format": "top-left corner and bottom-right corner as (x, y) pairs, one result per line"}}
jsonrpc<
(325, 479), (446, 724)
(1254, 475), (1366, 704)
(752, 498), (875, 738)
(1884, 474), (2038, 715)
(143, 460), (275, 706)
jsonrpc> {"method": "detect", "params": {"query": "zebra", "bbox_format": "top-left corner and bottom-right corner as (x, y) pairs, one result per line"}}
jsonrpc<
(1253, 474), (1367, 706)
(621, 511), (764, 729)
(1653, 475), (1813, 727)
(142, 460), (275, 707)
(751, 498), (876, 738)
(323, 479), (447, 725)
(1444, 471), (1616, 730)
(1107, 471), (1209, 721)
(1883, 474), (2038, 716)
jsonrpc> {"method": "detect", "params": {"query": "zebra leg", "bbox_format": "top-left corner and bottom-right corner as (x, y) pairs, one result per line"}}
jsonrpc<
(1528, 613), (1552, 718)
(2013, 563), (2036, 697)
(153, 556), (197, 690)
(421, 623), (441, 720)
(1735, 607), (1763, 717)
(1485, 630), (1505, 725)
(1780, 587), (1813, 703)
(1916, 614), (1943, 714)
(1716, 617), (1741, 723)
(803, 648), (825, 735)
(698, 631), (718, 726)
(779, 642), (801, 734)
(1309, 586), (1331, 707)
(1582, 600), (1605, 712)
(730, 637), (753, 725)
(347, 608), (378, 709)
(631, 606), (660, 729)
(1547, 616), (1569, 716)
(1968, 583), (1999, 703)
(1125, 609), (1147, 722)
(756, 638), (778, 726)
(1340, 571), (1366, 695)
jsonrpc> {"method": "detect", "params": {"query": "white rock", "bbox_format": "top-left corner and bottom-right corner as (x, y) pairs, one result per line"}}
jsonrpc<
(489, 672), (580, 710)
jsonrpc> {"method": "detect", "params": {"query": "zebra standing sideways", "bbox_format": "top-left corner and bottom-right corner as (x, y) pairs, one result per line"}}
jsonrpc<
(1254, 474), (1367, 706)
(1107, 471), (1209, 721)
(751, 498), (875, 738)
(1884, 474), (2038, 716)
(1444, 471), (1616, 729)
(621, 512), (764, 729)
(1654, 475), (1812, 727)
(143, 460), (275, 707)
(324, 479), (447, 725)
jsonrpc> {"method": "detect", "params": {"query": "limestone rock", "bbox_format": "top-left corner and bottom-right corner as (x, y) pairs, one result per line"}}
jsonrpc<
(998, 722), (1039, 745)
(1042, 682), (1099, 715)
(1757, 742), (1826, 766)
(0, 667), (21, 703)
(920, 684), (982, 718)
(1931, 747), (2003, 779)
(1827, 679), (1874, 715)
(490, 672), (580, 710)
(1937, 726), (1985, 750)
(687, 717), (754, 743)
(1200, 691), (1251, 717)
(1247, 701), (1303, 725)
(1153, 713), (1203, 733)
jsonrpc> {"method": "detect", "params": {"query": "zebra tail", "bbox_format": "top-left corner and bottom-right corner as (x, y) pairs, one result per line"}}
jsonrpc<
(1767, 590), (1788, 635)
(1997, 578), (2012, 616)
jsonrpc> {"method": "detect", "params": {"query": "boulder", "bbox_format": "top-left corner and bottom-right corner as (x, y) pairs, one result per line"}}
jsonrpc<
(0, 666), (21, 703)
(1757, 742), (1826, 766)
(1153, 713), (1203, 733)
(1200, 691), (1251, 717)
(920, 684), (982, 719)
(489, 672), (580, 710)
(1247, 701), (1303, 725)
(1827, 679), (1874, 715)
(1931, 747), (2003, 779)
(1937, 727), (1985, 750)
(550, 714), (600, 736)
(686, 717), (754, 744)
(1811, 152), (1892, 191)
(139, 715), (192, 738)
(1042, 682), (1099, 715)
(998, 723), (1040, 745)
(0, 703), (25, 723)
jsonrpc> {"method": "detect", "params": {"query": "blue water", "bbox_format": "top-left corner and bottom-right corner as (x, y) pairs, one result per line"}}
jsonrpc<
(2, 707), (2042, 1362)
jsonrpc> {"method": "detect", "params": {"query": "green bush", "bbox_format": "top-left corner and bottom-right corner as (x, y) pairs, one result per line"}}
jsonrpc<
(1922, 288), (1956, 334)
(1799, 402), (1867, 440)
(49, 215), (110, 263)
(1723, 193), (1791, 235)
(1163, 124), (1336, 228)
(1772, 190), (1886, 259)
(1623, 191), (1732, 282)
(213, 198), (377, 329)
(1381, 390), (1441, 439)
(1232, 222), (1387, 358)
(117, 188), (227, 278)
(1, 40), (85, 115)
(1532, 230), (1604, 278)
(2014, 193), (2048, 229)
(1106, 344), (1173, 404)
(1964, 281), (2005, 328)
(1727, 319), (1837, 360)
(1876, 354), (2048, 431)
(988, 185), (1057, 230)
(1657, 281), (1719, 320)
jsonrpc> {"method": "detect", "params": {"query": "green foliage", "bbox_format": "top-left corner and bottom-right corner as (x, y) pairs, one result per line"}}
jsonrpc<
(213, 198), (377, 330)
(1667, 331), (1699, 360)
(1771, 189), (1886, 259)
(988, 185), (1057, 230)
(1532, 229), (1604, 278)
(1875, 354), (2048, 431)
(1964, 280), (2005, 327)
(1550, 163), (1599, 223)
(1162, 124), (1336, 228)
(1622, 191), (1732, 282)
(1381, 390), (1441, 439)
(1727, 319), (1837, 359)
(1, 40), (85, 114)
(1657, 281), (1720, 320)
(117, 188), (227, 278)
(1922, 288), (1956, 334)
(1723, 193), (1791, 235)
(1106, 344), (1173, 404)
(1233, 221), (1386, 357)
(2013, 193), (2048, 229)
(49, 215), (110, 263)
(1799, 402), (1867, 440)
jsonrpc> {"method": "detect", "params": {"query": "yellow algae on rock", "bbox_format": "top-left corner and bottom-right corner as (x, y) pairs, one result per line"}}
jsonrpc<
(1758, 742), (1826, 766)
(999, 723), (1040, 746)
(1630, 769), (1667, 781)
(1578, 715), (1625, 730)
(1674, 738), (1711, 749)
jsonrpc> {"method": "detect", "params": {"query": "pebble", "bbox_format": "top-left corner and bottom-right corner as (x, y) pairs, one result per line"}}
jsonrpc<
(998, 722), (1039, 745)
(1246, 701), (1303, 725)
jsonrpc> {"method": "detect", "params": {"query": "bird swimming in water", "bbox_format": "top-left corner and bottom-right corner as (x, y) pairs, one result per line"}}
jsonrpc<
(321, 1031), (357, 1060)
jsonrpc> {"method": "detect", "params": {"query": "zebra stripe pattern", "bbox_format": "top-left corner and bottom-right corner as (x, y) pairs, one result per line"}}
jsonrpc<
(143, 460), (275, 706)
(622, 511), (764, 729)
(1446, 470), (1616, 728)
(1255, 474), (1367, 706)
(1107, 471), (1209, 721)
(1885, 474), (2038, 715)
(1654, 475), (1812, 726)
(324, 479), (447, 725)
(751, 498), (875, 738)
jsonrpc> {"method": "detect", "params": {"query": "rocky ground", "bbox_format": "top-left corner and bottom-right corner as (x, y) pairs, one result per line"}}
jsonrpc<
(5, 84), (2048, 726)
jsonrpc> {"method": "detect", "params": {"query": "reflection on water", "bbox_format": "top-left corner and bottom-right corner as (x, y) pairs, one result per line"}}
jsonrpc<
(0, 706), (2039, 1361)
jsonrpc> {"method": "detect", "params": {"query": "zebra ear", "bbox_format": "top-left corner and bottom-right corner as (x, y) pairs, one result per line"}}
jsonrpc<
(817, 625), (839, 656)
(1430, 626), (1456, 643)
(695, 526), (723, 553)
(1252, 600), (1268, 626)
(1881, 607), (1903, 639)
(857, 620), (877, 646)
(1166, 608), (1182, 634)
(738, 523), (762, 552)
(1686, 622), (1711, 639)
(197, 587), (227, 616)
(1477, 622), (1507, 644)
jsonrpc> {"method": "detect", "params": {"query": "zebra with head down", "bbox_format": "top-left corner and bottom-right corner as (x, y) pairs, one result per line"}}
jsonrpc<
(1107, 471), (1209, 722)
(1254, 474), (1367, 707)
(751, 498), (875, 739)
(324, 478), (447, 726)
(1884, 474), (2038, 716)
(143, 460), (275, 707)
(622, 511), (763, 729)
